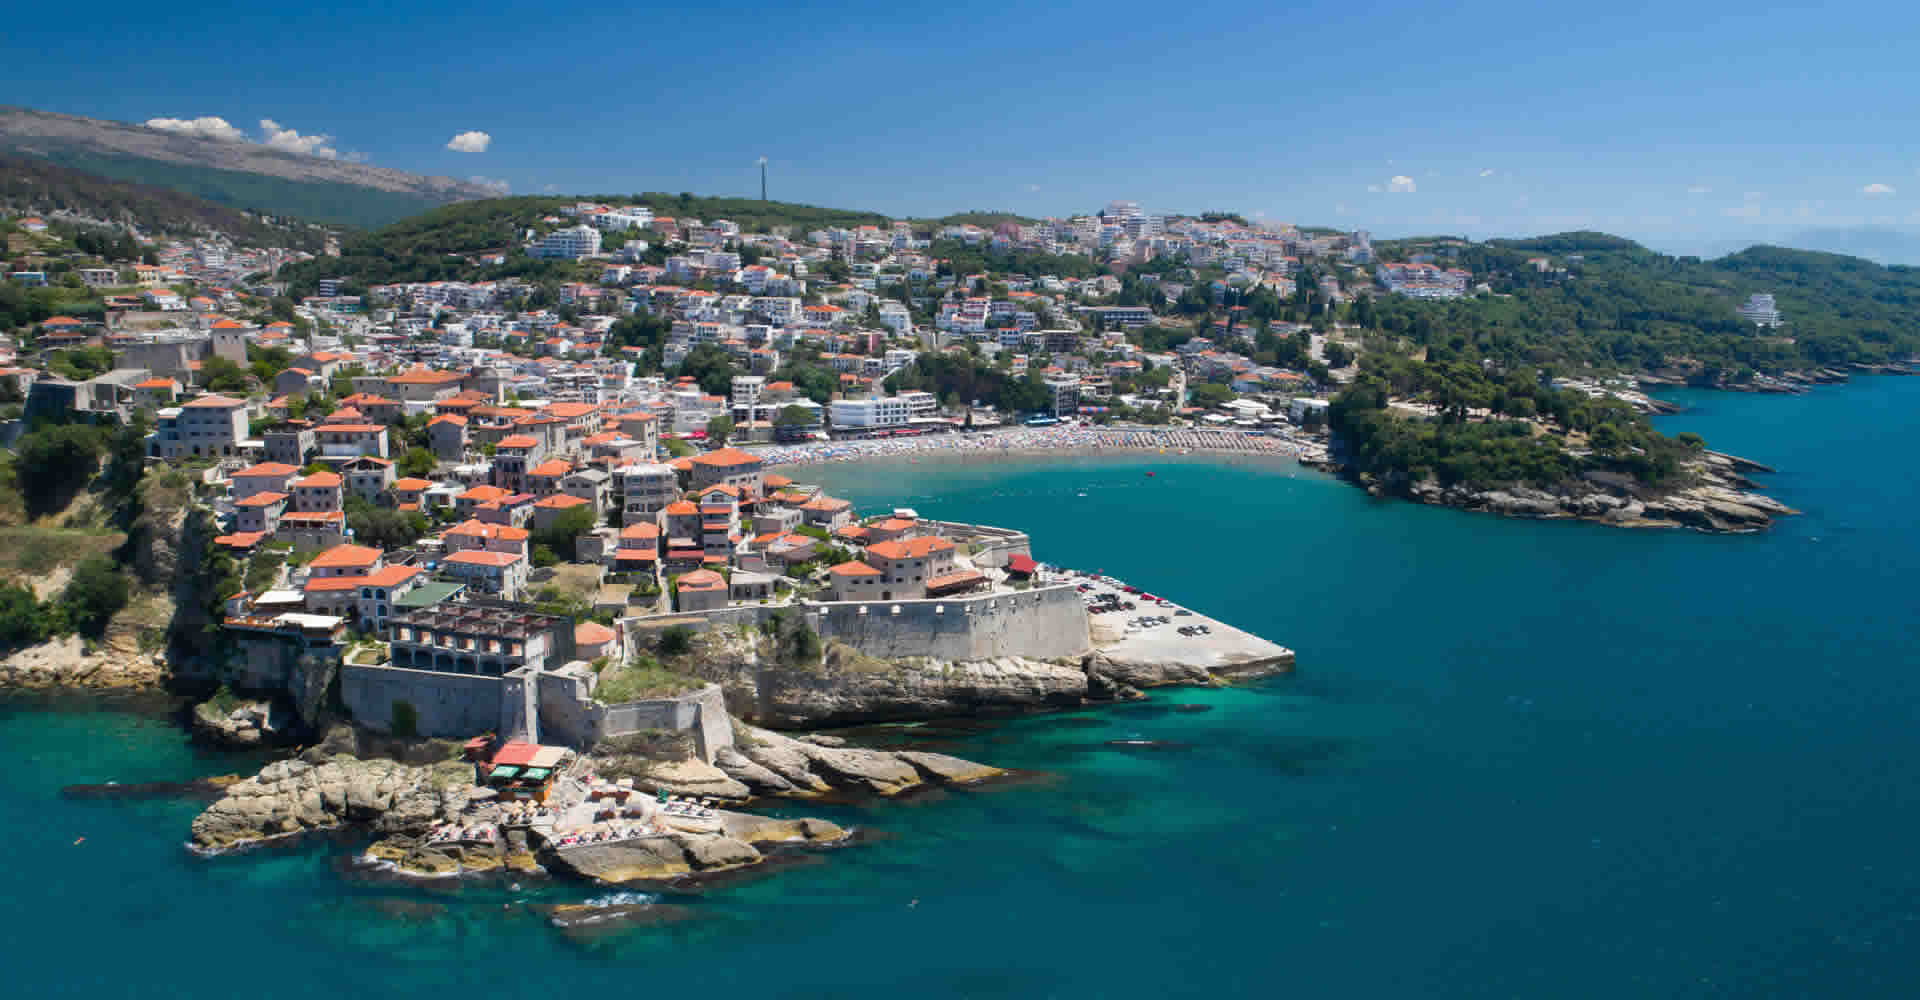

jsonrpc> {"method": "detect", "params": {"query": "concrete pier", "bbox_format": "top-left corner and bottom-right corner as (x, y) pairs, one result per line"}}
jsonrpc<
(1073, 573), (1295, 676)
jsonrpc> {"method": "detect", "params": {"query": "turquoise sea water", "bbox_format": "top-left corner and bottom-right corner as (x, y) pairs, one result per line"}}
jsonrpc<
(11, 378), (1920, 997)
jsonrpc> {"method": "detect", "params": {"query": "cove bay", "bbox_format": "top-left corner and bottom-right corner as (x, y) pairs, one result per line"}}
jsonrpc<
(8, 377), (1919, 998)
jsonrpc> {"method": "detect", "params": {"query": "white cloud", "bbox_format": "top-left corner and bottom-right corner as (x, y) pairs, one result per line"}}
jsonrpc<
(1025, 183), (1040, 193)
(144, 116), (247, 142)
(1386, 175), (1416, 193)
(1366, 184), (1381, 193)
(259, 119), (339, 159)
(1478, 168), (1495, 178)
(446, 130), (492, 153)
(1744, 190), (1766, 202)
(1686, 185), (1712, 195)
(468, 176), (511, 195)
(1863, 182), (1896, 196)
(1334, 202), (1348, 215)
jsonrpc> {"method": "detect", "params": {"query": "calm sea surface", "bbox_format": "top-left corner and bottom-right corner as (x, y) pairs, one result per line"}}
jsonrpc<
(8, 378), (1920, 997)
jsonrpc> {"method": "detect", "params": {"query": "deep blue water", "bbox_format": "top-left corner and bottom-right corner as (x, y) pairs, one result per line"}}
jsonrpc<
(10, 378), (1920, 997)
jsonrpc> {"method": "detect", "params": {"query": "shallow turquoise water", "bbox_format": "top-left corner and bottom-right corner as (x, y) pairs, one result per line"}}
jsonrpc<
(11, 378), (1920, 996)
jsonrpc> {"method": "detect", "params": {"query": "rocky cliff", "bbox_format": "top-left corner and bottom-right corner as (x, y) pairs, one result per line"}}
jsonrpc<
(673, 630), (1282, 728)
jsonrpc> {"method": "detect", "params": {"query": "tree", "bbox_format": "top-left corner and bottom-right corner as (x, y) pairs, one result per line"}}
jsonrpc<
(533, 505), (598, 561)
(398, 447), (436, 478)
(200, 356), (250, 393)
(13, 424), (105, 518)
(62, 556), (129, 638)
(0, 583), (44, 646)
(774, 404), (814, 426)
(705, 415), (734, 447)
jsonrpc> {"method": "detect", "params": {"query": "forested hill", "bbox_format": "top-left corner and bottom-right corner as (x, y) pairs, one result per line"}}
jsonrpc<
(1367, 232), (1920, 379)
(0, 155), (324, 249)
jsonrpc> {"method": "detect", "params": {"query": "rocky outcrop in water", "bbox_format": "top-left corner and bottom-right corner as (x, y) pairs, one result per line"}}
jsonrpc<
(713, 724), (1004, 797)
(189, 756), (474, 851)
(191, 698), (287, 747)
(539, 813), (848, 884)
(1390, 451), (1799, 533)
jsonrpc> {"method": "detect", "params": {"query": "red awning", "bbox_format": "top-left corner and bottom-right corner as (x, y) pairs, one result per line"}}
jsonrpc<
(1006, 554), (1038, 574)
(492, 741), (540, 766)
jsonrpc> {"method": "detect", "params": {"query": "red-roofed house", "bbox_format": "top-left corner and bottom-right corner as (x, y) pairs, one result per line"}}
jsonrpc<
(290, 471), (343, 512)
(427, 413), (468, 461)
(862, 536), (958, 599)
(827, 560), (886, 601)
(674, 568), (728, 612)
(234, 491), (290, 534)
(231, 461), (301, 500)
(442, 548), (528, 599)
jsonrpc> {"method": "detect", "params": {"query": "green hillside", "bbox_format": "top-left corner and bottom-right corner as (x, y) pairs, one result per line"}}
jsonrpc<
(1366, 232), (1920, 378)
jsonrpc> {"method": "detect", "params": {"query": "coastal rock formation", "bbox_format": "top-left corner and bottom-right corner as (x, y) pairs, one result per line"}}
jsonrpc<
(189, 756), (474, 851)
(1393, 451), (1799, 533)
(718, 724), (1005, 797)
(541, 813), (849, 884)
(0, 634), (168, 690)
(191, 698), (285, 747)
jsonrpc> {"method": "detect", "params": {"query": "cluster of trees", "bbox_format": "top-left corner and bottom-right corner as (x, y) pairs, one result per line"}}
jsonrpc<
(343, 495), (430, 550)
(932, 240), (1098, 281)
(531, 505), (598, 566)
(883, 353), (1054, 413)
(1329, 356), (1703, 490)
(0, 556), (130, 645)
(0, 283), (105, 332)
(10, 418), (147, 521)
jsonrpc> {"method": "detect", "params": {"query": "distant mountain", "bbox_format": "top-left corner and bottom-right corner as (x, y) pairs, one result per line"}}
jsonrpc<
(0, 106), (500, 228)
(0, 154), (325, 248)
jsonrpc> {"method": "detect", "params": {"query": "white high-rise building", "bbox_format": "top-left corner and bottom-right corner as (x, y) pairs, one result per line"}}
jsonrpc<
(532, 225), (602, 260)
(1737, 293), (1781, 328)
(1106, 200), (1142, 225)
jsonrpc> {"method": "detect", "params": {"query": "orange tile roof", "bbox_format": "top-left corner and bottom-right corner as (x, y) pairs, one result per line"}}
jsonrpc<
(182, 394), (246, 408)
(663, 500), (698, 515)
(234, 462), (299, 478)
(676, 569), (726, 590)
(828, 560), (882, 577)
(235, 491), (289, 507)
(497, 434), (538, 449)
(294, 472), (342, 488)
(690, 447), (762, 468)
(445, 549), (523, 567)
(458, 485), (509, 502)
(309, 544), (381, 569)
(445, 518), (529, 541)
(528, 460), (573, 477)
(575, 622), (617, 645)
(533, 494), (587, 508)
(392, 477), (435, 490)
(866, 536), (955, 560)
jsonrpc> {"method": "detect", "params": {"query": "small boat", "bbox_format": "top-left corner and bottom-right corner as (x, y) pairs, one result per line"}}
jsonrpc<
(1145, 471), (1155, 477)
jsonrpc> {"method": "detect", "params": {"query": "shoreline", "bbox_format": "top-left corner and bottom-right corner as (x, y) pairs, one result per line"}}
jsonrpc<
(756, 425), (1329, 470)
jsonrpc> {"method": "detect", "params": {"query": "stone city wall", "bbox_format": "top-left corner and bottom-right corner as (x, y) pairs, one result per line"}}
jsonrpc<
(342, 663), (508, 739)
(808, 583), (1089, 661)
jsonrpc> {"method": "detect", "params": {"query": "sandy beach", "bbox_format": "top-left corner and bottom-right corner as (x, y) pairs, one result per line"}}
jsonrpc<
(758, 424), (1328, 468)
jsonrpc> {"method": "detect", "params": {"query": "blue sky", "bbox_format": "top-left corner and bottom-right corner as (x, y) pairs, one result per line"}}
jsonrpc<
(6, 0), (1920, 252)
